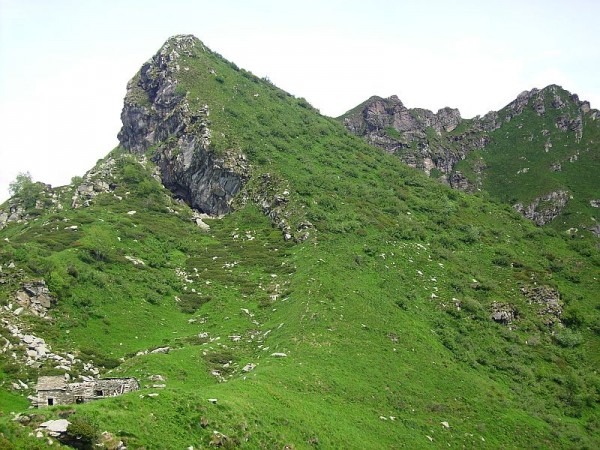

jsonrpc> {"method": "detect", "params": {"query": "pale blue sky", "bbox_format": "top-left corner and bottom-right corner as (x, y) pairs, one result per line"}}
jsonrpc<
(1, 0), (598, 201)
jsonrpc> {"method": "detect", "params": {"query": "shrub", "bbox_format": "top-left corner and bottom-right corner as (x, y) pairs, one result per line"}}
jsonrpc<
(554, 328), (583, 348)
(461, 296), (483, 315)
(178, 293), (211, 314)
(64, 415), (99, 449)
(561, 306), (584, 327)
(9, 172), (45, 209)
(492, 254), (512, 267)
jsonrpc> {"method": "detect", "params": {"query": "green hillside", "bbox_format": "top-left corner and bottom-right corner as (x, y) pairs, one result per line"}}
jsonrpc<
(0, 36), (598, 449)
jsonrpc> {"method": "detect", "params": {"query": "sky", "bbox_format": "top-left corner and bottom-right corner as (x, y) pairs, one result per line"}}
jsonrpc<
(1, 0), (599, 202)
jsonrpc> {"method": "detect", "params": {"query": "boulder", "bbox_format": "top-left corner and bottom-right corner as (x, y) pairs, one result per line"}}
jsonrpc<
(150, 347), (170, 354)
(491, 303), (516, 325)
(39, 419), (70, 436)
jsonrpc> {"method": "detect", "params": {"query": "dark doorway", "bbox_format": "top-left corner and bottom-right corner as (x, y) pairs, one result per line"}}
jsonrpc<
(47, 398), (54, 406)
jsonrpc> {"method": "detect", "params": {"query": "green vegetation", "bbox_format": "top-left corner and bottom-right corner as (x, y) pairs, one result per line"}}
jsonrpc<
(8, 172), (46, 210)
(0, 37), (598, 449)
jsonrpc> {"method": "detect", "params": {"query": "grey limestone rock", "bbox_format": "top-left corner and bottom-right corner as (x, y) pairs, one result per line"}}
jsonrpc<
(342, 95), (468, 185)
(15, 280), (55, 317)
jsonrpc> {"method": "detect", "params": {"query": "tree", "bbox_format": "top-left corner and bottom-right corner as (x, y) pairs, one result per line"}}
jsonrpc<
(8, 172), (33, 196)
(8, 172), (44, 209)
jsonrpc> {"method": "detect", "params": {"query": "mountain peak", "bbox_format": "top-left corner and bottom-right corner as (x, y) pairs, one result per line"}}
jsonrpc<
(117, 35), (248, 217)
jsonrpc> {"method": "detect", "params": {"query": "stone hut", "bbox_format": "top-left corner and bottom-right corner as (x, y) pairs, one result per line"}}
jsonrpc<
(35, 376), (68, 407)
(35, 376), (139, 408)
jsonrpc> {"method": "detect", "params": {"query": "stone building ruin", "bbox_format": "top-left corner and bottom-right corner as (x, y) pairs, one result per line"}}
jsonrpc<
(35, 376), (139, 408)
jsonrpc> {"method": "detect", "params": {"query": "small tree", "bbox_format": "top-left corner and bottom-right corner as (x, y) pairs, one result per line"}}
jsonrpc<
(8, 171), (44, 209)
(63, 415), (100, 449)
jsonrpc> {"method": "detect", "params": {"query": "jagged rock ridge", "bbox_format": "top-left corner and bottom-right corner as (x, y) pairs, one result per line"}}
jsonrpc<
(341, 85), (599, 229)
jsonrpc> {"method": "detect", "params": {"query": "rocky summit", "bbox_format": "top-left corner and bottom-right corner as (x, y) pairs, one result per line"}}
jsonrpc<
(0, 35), (599, 449)
(119, 36), (250, 217)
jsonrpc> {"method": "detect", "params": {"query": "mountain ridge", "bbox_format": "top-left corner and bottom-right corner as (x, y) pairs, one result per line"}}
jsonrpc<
(340, 84), (599, 234)
(0, 35), (598, 449)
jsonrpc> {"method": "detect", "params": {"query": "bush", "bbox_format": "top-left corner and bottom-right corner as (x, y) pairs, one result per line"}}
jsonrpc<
(461, 296), (483, 315)
(554, 328), (583, 348)
(64, 415), (99, 449)
(9, 172), (45, 209)
(178, 293), (211, 314)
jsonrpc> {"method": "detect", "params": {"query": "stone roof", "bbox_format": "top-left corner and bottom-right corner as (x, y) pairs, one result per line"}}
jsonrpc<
(36, 375), (66, 391)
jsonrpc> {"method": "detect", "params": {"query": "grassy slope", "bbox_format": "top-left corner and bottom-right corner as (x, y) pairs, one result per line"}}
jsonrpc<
(1, 40), (599, 449)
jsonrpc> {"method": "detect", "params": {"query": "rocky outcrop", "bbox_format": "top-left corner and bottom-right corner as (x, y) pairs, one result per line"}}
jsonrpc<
(491, 302), (517, 325)
(513, 190), (570, 226)
(71, 157), (117, 208)
(118, 35), (249, 217)
(0, 203), (27, 229)
(342, 95), (469, 183)
(241, 173), (313, 242)
(521, 285), (563, 327)
(343, 95), (462, 145)
(447, 171), (474, 191)
(0, 184), (63, 230)
(15, 280), (55, 317)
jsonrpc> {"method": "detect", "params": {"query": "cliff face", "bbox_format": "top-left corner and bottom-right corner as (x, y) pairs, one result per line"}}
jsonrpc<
(118, 35), (249, 216)
(342, 95), (465, 177)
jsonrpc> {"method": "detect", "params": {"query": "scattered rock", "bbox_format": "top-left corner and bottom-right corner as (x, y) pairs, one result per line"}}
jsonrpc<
(242, 363), (256, 372)
(150, 347), (170, 354)
(125, 255), (145, 266)
(270, 352), (287, 358)
(521, 285), (563, 326)
(149, 374), (165, 382)
(192, 211), (211, 230)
